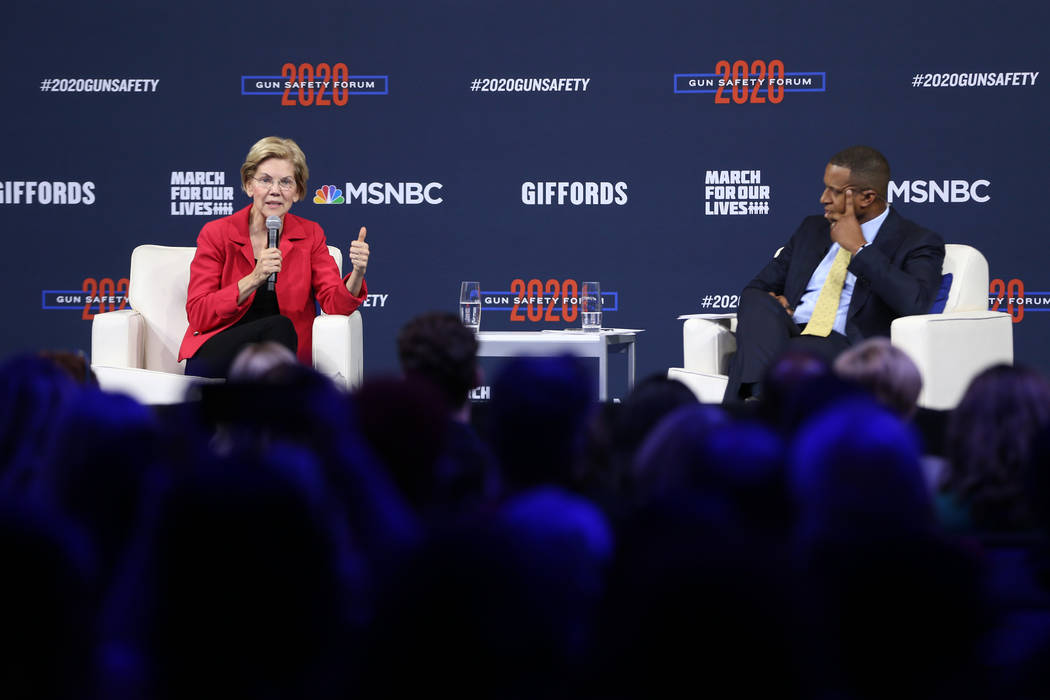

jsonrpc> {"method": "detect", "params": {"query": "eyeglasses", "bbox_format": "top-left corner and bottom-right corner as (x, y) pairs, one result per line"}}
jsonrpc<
(252, 175), (297, 192)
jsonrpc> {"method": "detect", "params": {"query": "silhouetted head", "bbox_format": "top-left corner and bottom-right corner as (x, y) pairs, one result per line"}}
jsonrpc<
(40, 388), (162, 584)
(0, 353), (80, 492)
(227, 341), (298, 382)
(489, 355), (594, 490)
(834, 337), (922, 419)
(632, 403), (729, 501)
(397, 311), (479, 412)
(592, 488), (801, 700)
(764, 352), (867, 435)
(944, 364), (1050, 530)
(365, 516), (599, 699)
(127, 451), (350, 699)
(355, 376), (450, 509)
(790, 397), (931, 545)
(0, 497), (96, 700)
(759, 349), (831, 428)
(612, 375), (697, 469)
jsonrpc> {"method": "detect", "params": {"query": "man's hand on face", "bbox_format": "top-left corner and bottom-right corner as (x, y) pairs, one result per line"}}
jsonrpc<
(828, 188), (867, 254)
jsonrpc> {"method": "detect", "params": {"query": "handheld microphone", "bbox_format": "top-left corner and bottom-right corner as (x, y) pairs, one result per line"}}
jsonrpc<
(265, 215), (281, 291)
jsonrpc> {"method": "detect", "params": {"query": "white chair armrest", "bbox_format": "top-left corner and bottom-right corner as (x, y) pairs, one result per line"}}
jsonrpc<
(682, 316), (737, 375)
(891, 311), (1013, 410)
(312, 310), (363, 390)
(91, 309), (144, 369)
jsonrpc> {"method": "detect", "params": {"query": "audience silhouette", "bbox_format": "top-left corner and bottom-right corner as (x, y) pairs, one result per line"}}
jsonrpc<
(0, 334), (1047, 699)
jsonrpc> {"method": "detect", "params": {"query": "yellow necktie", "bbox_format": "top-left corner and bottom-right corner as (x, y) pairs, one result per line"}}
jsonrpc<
(801, 247), (852, 337)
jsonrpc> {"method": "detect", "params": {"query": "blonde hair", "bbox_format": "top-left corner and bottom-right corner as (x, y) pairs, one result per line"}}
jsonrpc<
(833, 337), (922, 418)
(240, 136), (309, 200)
(228, 342), (299, 382)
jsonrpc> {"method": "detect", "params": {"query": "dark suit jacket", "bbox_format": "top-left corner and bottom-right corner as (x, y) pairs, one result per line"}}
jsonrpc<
(744, 209), (945, 343)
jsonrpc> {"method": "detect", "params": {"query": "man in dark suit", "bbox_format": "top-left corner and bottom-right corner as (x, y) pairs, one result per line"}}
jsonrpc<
(726, 146), (945, 402)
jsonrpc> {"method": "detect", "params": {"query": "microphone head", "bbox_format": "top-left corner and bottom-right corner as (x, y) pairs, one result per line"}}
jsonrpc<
(265, 215), (281, 231)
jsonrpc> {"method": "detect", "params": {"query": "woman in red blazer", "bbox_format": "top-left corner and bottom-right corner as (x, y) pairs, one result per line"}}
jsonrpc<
(179, 136), (370, 378)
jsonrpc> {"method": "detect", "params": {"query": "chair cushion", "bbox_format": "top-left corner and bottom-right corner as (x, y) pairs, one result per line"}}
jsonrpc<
(129, 246), (197, 373)
(928, 273), (953, 314)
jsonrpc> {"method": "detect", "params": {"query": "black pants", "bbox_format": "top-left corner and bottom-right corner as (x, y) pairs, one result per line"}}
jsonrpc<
(725, 287), (851, 402)
(185, 315), (298, 379)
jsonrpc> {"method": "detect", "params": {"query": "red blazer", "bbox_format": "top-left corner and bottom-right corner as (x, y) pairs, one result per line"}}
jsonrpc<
(178, 205), (367, 365)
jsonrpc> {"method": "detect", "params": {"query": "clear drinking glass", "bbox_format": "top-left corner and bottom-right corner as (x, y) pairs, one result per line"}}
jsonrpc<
(581, 281), (602, 331)
(459, 281), (481, 332)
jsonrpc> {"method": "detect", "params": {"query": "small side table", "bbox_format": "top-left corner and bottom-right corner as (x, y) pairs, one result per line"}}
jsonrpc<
(475, 329), (642, 400)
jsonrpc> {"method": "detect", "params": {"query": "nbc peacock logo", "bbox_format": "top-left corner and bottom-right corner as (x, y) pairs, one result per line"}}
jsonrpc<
(313, 185), (345, 204)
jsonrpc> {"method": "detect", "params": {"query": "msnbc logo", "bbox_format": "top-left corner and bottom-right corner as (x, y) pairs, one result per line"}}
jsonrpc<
(313, 185), (344, 204)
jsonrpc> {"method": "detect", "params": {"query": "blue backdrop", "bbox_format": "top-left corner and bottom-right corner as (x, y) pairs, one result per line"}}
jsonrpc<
(3, 0), (1047, 394)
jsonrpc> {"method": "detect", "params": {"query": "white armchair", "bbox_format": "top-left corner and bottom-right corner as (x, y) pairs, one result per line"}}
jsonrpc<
(668, 244), (1013, 409)
(91, 244), (363, 404)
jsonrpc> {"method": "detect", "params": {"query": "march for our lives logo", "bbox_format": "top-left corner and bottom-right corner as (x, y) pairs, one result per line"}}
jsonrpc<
(314, 185), (344, 204)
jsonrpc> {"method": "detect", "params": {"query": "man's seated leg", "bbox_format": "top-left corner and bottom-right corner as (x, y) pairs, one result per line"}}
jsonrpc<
(784, 332), (852, 365)
(726, 287), (804, 402)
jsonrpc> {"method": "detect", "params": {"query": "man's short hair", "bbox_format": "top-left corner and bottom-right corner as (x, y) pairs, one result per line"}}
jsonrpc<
(397, 311), (478, 409)
(829, 145), (891, 199)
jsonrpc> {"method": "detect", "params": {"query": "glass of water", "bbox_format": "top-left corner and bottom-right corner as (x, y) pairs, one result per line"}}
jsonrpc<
(581, 281), (602, 331)
(460, 281), (481, 332)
